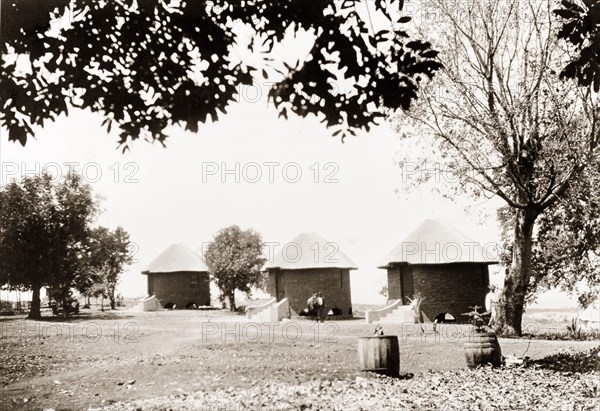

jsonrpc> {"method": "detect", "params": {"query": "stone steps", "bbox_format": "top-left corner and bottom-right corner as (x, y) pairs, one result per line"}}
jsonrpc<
(375, 306), (414, 324)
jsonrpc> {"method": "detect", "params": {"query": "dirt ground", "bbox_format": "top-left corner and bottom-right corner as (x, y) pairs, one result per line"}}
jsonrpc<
(0, 308), (598, 410)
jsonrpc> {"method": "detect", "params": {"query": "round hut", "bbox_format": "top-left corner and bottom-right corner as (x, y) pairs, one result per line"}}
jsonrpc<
(142, 243), (210, 309)
(378, 219), (498, 323)
(262, 232), (358, 318)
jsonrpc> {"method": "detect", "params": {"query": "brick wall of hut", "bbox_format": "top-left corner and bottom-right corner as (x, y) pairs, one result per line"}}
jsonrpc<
(147, 271), (211, 308)
(387, 263), (489, 323)
(266, 268), (352, 317)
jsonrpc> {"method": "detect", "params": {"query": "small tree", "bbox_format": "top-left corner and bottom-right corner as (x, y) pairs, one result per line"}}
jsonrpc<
(83, 226), (133, 310)
(89, 264), (110, 312)
(204, 226), (265, 312)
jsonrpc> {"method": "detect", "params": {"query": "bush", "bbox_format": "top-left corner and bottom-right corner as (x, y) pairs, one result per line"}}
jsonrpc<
(532, 329), (600, 341)
(525, 346), (600, 373)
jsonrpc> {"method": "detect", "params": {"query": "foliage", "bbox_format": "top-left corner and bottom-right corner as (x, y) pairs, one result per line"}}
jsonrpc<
(84, 263), (112, 311)
(379, 285), (388, 299)
(47, 173), (99, 314)
(497, 157), (600, 308)
(530, 328), (600, 341)
(0, 0), (442, 148)
(554, 0), (600, 91)
(526, 345), (600, 372)
(566, 316), (583, 339)
(532, 160), (600, 308)
(407, 292), (424, 309)
(407, 292), (425, 332)
(461, 305), (491, 333)
(0, 172), (98, 318)
(204, 225), (265, 312)
(82, 226), (133, 309)
(396, 0), (599, 336)
(0, 173), (55, 296)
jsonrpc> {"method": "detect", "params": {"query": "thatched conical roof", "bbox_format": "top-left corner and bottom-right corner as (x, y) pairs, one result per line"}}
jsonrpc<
(378, 219), (498, 268)
(262, 232), (357, 271)
(142, 243), (208, 274)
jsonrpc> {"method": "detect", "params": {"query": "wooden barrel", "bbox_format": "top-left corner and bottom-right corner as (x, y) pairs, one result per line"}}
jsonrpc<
(357, 335), (400, 377)
(464, 332), (502, 368)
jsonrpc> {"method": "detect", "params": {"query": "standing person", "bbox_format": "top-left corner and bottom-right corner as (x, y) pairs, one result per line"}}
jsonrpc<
(485, 285), (500, 327)
(316, 292), (325, 323)
(307, 293), (318, 321)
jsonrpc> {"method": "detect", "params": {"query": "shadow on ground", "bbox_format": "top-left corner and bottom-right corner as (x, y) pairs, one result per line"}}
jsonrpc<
(526, 346), (600, 373)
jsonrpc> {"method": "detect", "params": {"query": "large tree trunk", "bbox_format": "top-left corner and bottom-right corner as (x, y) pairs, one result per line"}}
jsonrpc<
(229, 290), (236, 312)
(27, 283), (41, 320)
(500, 206), (537, 336)
(109, 286), (116, 310)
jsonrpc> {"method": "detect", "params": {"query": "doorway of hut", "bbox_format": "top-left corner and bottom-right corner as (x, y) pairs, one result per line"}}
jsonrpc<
(275, 272), (285, 301)
(434, 312), (456, 323)
(400, 269), (414, 305)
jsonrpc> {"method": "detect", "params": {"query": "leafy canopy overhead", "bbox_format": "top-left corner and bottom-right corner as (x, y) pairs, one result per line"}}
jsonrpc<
(1, 0), (442, 148)
(554, 0), (600, 91)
